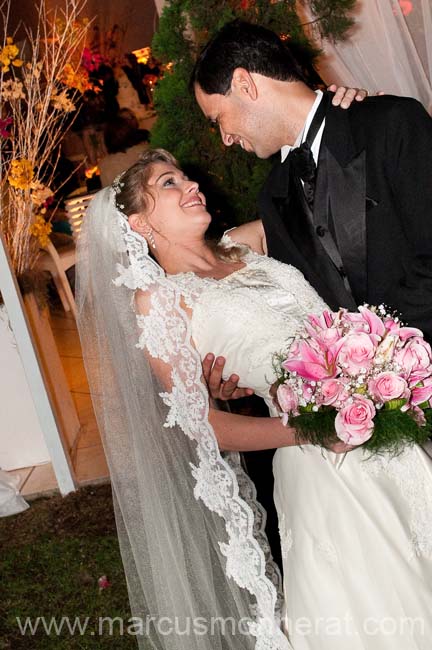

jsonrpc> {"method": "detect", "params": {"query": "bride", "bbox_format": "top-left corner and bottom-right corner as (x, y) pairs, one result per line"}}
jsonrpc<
(77, 149), (432, 650)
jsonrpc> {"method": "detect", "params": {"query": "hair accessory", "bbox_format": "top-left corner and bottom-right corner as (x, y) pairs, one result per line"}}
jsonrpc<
(112, 173), (127, 215)
(112, 172), (125, 195)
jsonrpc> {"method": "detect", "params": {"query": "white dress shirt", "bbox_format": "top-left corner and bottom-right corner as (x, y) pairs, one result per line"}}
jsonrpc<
(280, 89), (325, 165)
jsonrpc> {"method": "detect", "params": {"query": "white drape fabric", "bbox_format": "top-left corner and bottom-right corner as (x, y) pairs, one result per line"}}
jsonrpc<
(0, 470), (29, 517)
(300, 0), (432, 111)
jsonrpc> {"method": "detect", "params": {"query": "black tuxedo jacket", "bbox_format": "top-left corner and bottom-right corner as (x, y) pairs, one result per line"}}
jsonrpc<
(260, 93), (432, 340)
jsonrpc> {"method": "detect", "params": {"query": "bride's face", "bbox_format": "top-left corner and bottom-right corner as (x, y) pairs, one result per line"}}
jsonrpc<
(143, 162), (211, 243)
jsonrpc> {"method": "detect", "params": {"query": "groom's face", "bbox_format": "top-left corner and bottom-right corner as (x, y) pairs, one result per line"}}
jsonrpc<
(194, 82), (279, 159)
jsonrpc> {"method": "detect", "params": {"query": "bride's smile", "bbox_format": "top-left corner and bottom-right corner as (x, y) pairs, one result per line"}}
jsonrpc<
(127, 161), (212, 255)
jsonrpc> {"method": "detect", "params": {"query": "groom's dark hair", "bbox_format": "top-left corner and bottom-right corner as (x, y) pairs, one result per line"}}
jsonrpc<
(191, 20), (305, 96)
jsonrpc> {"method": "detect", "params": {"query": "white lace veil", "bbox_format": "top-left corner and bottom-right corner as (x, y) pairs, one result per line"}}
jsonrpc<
(76, 181), (290, 650)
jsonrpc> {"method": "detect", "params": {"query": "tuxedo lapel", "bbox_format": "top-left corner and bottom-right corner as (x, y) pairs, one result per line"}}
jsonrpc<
(327, 148), (367, 302)
(266, 156), (302, 239)
(261, 95), (367, 311)
(267, 155), (291, 200)
(262, 149), (358, 311)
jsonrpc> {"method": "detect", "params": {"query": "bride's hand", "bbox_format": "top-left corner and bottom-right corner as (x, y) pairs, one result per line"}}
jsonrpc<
(328, 84), (368, 108)
(202, 354), (254, 401)
(328, 84), (386, 109)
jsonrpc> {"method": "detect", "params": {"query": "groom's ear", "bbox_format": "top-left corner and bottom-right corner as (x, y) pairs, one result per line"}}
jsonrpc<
(231, 67), (258, 100)
(128, 213), (148, 236)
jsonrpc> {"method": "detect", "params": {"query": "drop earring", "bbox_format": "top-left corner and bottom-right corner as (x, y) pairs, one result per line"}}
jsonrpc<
(147, 229), (156, 250)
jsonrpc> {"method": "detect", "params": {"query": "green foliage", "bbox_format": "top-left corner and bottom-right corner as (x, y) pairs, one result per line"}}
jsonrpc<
(152, 2), (192, 64)
(289, 407), (432, 457)
(310, 0), (357, 40)
(151, 0), (357, 226)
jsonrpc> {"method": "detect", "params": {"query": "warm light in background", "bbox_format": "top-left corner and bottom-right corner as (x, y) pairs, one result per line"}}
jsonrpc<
(85, 165), (100, 179)
(132, 46), (151, 64)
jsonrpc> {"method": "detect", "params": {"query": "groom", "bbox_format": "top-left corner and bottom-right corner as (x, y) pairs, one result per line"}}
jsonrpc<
(192, 20), (432, 568)
(192, 20), (432, 353)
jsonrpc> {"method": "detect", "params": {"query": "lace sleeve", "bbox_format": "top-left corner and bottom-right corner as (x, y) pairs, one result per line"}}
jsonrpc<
(133, 281), (289, 648)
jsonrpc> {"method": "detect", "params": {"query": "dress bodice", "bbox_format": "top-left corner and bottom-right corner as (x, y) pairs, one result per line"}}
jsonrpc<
(170, 237), (327, 403)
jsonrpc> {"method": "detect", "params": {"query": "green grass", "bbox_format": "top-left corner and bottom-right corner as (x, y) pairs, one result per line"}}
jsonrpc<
(0, 484), (141, 649)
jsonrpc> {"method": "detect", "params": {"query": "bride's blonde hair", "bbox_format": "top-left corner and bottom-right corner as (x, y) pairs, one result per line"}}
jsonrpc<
(115, 148), (248, 262)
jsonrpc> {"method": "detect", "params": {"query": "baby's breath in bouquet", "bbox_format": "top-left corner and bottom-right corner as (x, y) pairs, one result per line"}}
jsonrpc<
(275, 306), (432, 456)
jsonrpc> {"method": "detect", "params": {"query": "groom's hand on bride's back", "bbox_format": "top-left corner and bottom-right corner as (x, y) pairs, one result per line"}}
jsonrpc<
(202, 354), (254, 401)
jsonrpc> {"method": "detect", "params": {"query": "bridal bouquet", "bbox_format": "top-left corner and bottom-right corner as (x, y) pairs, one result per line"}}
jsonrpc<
(275, 306), (432, 455)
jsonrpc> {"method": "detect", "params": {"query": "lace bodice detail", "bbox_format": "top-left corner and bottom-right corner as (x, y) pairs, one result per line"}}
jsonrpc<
(170, 237), (328, 402)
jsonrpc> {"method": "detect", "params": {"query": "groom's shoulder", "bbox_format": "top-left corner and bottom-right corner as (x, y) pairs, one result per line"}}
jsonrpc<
(323, 94), (432, 160)
(340, 94), (430, 128)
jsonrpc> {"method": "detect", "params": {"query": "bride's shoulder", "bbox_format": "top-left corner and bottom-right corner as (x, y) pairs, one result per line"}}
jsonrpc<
(223, 220), (267, 255)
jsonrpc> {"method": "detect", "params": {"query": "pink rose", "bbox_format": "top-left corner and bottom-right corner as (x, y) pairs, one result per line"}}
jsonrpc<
(395, 336), (432, 382)
(317, 378), (349, 407)
(335, 396), (376, 445)
(315, 327), (343, 350)
(337, 332), (376, 376)
(368, 371), (409, 403)
(277, 384), (299, 415)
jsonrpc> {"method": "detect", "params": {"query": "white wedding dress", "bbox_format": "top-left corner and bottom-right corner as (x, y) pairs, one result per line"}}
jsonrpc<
(171, 237), (432, 650)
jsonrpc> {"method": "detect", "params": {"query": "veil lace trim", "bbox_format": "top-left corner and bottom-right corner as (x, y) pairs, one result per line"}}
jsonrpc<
(114, 192), (290, 649)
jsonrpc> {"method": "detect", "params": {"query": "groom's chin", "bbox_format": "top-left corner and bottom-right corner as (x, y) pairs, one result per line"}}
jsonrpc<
(256, 150), (274, 160)
(252, 144), (278, 160)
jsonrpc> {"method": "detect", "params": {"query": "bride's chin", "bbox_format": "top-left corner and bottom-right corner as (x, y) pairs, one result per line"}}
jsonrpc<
(199, 211), (212, 226)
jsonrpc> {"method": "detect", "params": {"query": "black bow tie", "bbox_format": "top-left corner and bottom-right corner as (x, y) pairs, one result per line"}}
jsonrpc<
(288, 141), (316, 183)
(288, 141), (317, 209)
(287, 93), (330, 208)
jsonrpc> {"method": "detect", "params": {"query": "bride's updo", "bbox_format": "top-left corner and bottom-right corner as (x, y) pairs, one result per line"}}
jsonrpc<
(114, 148), (247, 262)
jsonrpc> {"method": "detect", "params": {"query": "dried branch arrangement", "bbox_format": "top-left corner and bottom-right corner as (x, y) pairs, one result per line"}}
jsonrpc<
(0, 0), (91, 276)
